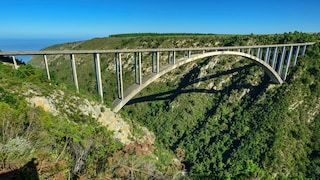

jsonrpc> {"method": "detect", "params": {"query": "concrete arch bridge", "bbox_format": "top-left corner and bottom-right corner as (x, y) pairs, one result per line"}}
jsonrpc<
(0, 42), (314, 112)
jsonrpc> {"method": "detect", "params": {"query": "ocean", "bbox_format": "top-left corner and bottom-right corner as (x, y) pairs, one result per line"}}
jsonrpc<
(0, 38), (87, 62)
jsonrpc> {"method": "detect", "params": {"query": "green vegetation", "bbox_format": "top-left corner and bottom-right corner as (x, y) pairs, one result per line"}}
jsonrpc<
(0, 60), (183, 178)
(0, 62), (120, 178)
(109, 33), (219, 38)
(24, 32), (320, 178)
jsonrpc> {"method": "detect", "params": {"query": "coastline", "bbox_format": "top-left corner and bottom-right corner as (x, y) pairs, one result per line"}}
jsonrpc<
(0, 38), (87, 62)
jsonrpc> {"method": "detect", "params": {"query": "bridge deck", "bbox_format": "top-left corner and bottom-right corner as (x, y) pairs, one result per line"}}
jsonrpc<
(0, 42), (315, 56)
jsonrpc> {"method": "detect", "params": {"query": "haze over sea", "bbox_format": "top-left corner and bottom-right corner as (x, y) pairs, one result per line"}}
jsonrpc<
(0, 38), (86, 62)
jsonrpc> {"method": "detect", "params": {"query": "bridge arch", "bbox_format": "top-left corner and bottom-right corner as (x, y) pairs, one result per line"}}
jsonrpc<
(113, 51), (283, 112)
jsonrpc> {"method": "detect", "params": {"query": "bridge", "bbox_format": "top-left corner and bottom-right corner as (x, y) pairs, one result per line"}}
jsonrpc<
(0, 42), (315, 112)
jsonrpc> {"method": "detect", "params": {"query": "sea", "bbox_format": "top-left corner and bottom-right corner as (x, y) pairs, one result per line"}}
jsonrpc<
(0, 38), (87, 62)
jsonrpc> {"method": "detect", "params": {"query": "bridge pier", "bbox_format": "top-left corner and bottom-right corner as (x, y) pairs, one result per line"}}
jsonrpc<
(256, 48), (261, 58)
(167, 51), (176, 64)
(43, 55), (51, 81)
(94, 53), (103, 102)
(283, 46), (294, 80)
(156, 52), (160, 73)
(152, 52), (155, 73)
(277, 46), (286, 75)
(302, 45), (307, 55)
(134, 52), (142, 85)
(11, 56), (18, 70)
(134, 53), (138, 83)
(115, 53), (124, 99)
(70, 54), (79, 92)
(293, 46), (300, 66)
(138, 52), (142, 84)
(260, 48), (264, 59)
(271, 47), (278, 69)
(134, 52), (142, 84)
(152, 52), (160, 73)
(264, 48), (270, 63)
(251, 49), (255, 56)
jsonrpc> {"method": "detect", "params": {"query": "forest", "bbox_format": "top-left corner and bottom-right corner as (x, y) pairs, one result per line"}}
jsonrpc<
(1, 32), (320, 179)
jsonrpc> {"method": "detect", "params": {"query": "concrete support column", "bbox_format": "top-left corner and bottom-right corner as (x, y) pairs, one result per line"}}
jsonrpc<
(134, 52), (142, 84)
(272, 47), (278, 69)
(172, 51), (176, 64)
(188, 50), (191, 58)
(259, 48), (264, 59)
(264, 48), (270, 63)
(134, 52), (138, 83)
(251, 49), (255, 56)
(156, 51), (160, 74)
(115, 53), (123, 99)
(94, 53), (103, 101)
(293, 46), (300, 66)
(70, 54), (79, 92)
(283, 46), (294, 80)
(277, 46), (287, 75)
(43, 55), (51, 81)
(138, 52), (142, 85)
(167, 51), (171, 64)
(302, 45), (307, 55)
(256, 48), (261, 57)
(11, 56), (18, 70)
(247, 48), (251, 54)
(151, 52), (155, 73)
(267, 48), (272, 64)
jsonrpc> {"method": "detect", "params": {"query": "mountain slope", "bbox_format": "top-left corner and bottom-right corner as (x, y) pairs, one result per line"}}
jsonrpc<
(28, 32), (320, 179)
(0, 62), (184, 179)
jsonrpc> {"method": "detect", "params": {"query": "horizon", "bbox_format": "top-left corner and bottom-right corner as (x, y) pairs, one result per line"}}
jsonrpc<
(1, 31), (319, 41)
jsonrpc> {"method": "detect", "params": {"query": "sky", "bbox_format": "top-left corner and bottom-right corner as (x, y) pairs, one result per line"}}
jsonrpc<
(1, 0), (320, 40)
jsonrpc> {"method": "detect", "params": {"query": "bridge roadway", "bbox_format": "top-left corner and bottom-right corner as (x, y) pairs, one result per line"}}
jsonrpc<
(0, 42), (315, 112)
(0, 42), (315, 55)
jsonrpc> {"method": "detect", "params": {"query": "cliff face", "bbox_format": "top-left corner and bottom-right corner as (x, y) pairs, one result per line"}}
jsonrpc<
(26, 90), (132, 144)
(26, 90), (156, 145)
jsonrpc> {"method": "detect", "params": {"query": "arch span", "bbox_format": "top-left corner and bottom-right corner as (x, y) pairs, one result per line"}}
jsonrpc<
(113, 51), (283, 112)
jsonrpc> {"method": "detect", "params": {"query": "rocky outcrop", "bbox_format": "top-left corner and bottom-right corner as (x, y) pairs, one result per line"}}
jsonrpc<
(26, 90), (154, 145)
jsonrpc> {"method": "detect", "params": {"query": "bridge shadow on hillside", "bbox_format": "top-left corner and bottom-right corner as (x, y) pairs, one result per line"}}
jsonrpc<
(169, 68), (271, 171)
(0, 158), (39, 180)
(126, 63), (256, 106)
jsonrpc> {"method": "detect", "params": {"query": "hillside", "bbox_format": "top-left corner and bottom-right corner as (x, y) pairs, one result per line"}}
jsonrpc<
(0, 60), (184, 178)
(26, 32), (320, 178)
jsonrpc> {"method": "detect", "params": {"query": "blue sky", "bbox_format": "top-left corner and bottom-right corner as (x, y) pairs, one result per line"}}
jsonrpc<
(1, 0), (320, 40)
